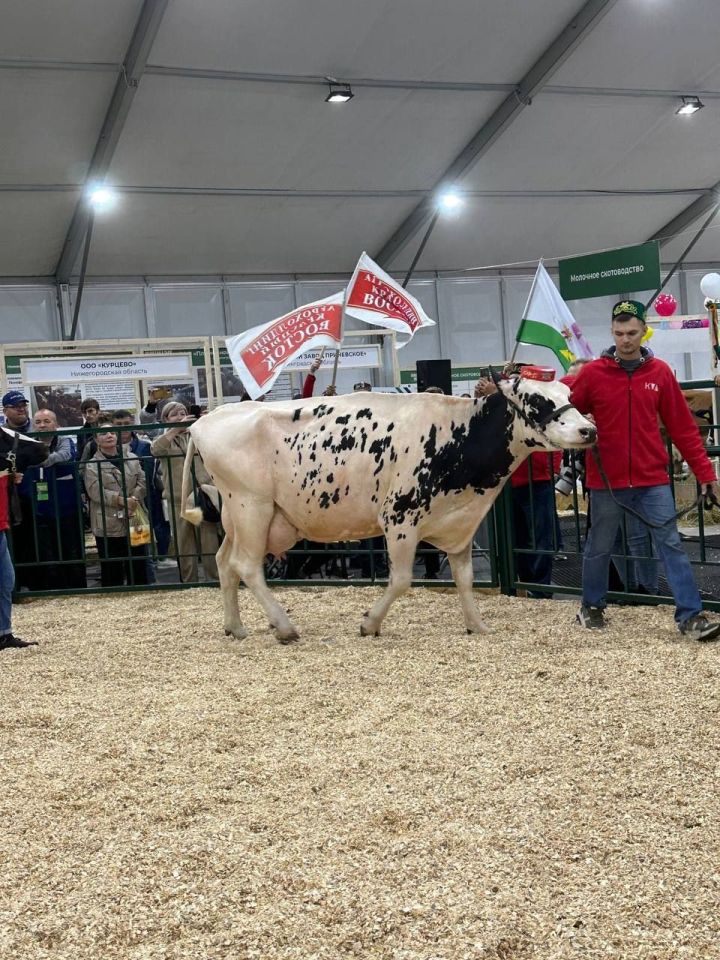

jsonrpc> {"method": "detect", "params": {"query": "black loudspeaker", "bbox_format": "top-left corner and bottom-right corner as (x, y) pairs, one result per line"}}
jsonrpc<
(416, 359), (452, 395)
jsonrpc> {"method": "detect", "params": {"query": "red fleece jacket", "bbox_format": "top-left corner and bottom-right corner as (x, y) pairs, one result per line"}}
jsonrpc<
(570, 355), (715, 489)
(0, 475), (8, 532)
(511, 452), (559, 488)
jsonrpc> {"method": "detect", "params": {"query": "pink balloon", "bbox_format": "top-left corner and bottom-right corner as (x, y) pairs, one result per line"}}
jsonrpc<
(654, 293), (677, 317)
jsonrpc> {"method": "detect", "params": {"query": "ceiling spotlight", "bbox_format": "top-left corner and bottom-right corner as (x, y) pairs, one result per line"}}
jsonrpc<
(676, 95), (704, 116)
(325, 78), (354, 103)
(437, 189), (464, 212)
(86, 184), (118, 211)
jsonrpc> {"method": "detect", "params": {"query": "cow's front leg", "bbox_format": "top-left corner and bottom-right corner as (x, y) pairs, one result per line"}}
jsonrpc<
(217, 536), (248, 640)
(447, 541), (491, 634)
(225, 501), (299, 642)
(239, 556), (300, 643)
(360, 535), (416, 637)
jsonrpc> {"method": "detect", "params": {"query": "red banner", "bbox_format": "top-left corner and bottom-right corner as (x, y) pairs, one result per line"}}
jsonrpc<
(345, 252), (435, 344)
(225, 293), (344, 399)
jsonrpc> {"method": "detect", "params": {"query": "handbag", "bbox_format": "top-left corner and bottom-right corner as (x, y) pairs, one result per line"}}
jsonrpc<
(129, 503), (152, 546)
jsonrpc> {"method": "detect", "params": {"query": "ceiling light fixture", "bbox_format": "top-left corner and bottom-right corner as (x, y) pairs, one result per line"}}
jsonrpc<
(676, 95), (704, 116)
(437, 188), (464, 212)
(86, 183), (118, 211)
(325, 77), (354, 103)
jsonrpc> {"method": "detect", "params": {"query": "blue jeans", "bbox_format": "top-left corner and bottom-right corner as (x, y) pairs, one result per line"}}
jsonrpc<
(612, 513), (660, 593)
(1, 530), (14, 635)
(583, 486), (701, 625)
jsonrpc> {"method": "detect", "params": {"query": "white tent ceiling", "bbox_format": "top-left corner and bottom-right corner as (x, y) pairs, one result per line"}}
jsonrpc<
(1, 0), (719, 280)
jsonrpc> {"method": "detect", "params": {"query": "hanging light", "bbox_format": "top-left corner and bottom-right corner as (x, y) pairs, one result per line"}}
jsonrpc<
(676, 96), (704, 116)
(437, 188), (464, 212)
(325, 78), (354, 103)
(86, 183), (118, 211)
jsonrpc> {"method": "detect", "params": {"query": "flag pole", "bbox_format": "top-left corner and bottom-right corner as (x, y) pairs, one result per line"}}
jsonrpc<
(509, 259), (543, 364)
(331, 291), (346, 390)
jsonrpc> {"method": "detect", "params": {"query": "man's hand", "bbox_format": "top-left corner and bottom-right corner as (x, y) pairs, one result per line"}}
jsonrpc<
(323, 385), (337, 397)
(309, 357), (322, 375)
(474, 377), (498, 399)
(13, 472), (23, 485)
(702, 480), (720, 505)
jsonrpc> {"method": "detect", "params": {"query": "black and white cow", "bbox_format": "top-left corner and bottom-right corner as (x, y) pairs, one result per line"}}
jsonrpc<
(0, 426), (48, 473)
(181, 376), (596, 642)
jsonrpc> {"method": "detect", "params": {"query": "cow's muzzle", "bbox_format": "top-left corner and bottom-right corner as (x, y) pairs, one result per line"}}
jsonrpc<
(578, 424), (597, 445)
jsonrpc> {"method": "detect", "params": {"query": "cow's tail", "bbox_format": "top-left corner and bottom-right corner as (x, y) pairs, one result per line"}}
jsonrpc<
(180, 435), (204, 526)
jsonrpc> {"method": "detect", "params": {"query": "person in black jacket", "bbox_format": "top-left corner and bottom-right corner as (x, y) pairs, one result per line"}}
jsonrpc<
(75, 398), (100, 460)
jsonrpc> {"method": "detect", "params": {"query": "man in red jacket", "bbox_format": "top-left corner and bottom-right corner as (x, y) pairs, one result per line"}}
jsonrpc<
(571, 299), (720, 641)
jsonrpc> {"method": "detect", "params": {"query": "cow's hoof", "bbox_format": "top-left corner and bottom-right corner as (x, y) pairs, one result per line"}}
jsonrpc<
(278, 631), (300, 645)
(466, 623), (491, 635)
(360, 624), (380, 637)
(224, 627), (248, 641)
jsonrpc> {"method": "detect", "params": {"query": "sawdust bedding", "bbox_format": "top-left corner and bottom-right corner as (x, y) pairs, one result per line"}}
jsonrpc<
(2, 586), (720, 960)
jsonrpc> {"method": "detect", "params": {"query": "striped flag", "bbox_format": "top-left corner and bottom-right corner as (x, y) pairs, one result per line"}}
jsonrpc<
(515, 263), (594, 370)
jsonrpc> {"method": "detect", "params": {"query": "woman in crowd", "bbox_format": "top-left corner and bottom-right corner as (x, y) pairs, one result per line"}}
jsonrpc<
(150, 401), (219, 583)
(84, 419), (148, 587)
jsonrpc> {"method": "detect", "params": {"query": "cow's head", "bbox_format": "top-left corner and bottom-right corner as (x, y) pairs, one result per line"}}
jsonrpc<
(0, 427), (48, 472)
(498, 376), (596, 449)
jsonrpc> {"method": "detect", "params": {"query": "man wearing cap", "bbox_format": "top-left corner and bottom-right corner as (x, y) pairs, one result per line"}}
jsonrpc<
(2, 391), (32, 434)
(570, 300), (720, 641)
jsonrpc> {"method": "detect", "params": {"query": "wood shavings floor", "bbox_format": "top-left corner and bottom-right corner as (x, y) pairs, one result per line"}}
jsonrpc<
(2, 587), (719, 959)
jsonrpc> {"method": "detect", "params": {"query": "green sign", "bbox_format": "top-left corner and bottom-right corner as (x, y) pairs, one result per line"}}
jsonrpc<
(558, 241), (660, 301)
(191, 347), (230, 366)
(400, 365), (499, 385)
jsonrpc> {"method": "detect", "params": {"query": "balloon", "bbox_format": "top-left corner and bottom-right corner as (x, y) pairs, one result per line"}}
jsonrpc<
(654, 293), (677, 317)
(700, 272), (720, 300)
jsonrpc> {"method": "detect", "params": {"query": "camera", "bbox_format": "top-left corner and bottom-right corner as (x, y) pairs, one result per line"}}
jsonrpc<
(555, 463), (577, 496)
(555, 453), (585, 496)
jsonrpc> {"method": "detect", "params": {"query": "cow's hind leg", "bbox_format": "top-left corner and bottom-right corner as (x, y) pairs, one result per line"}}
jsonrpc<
(217, 535), (248, 640)
(360, 535), (416, 637)
(447, 541), (491, 634)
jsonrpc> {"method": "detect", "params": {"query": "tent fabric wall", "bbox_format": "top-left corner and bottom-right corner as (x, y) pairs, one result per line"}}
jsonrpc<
(1, 267), (716, 381)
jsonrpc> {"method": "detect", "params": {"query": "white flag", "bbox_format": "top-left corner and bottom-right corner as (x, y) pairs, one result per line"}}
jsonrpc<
(345, 252), (435, 347)
(515, 263), (594, 370)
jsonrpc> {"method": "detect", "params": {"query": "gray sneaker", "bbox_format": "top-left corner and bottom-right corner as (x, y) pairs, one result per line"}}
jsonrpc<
(576, 604), (606, 629)
(679, 615), (720, 643)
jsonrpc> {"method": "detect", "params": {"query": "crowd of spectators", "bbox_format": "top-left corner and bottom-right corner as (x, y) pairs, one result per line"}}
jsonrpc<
(1, 389), (221, 603)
